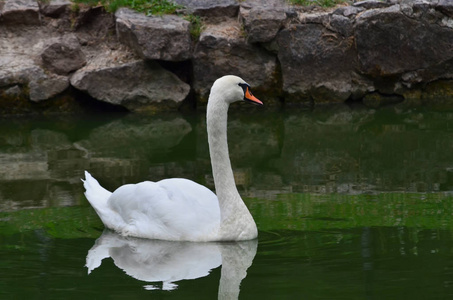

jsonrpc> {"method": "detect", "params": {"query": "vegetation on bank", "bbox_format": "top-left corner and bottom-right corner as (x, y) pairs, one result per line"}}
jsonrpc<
(69, 0), (354, 16)
(71, 0), (203, 38)
(71, 0), (182, 15)
(67, 0), (354, 39)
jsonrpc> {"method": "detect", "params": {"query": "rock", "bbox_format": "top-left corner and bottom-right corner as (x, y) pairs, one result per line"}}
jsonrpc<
(355, 4), (453, 79)
(72, 5), (106, 29)
(333, 5), (365, 17)
(298, 11), (330, 24)
(173, 0), (239, 17)
(115, 8), (192, 62)
(327, 14), (353, 37)
(239, 6), (287, 43)
(353, 0), (391, 9)
(298, 11), (354, 36)
(192, 20), (278, 102)
(276, 23), (370, 103)
(70, 61), (191, 112)
(4, 85), (22, 97)
(436, 0), (453, 18)
(0, 60), (69, 101)
(1, 0), (41, 25)
(29, 74), (69, 102)
(41, 34), (86, 75)
(39, 0), (71, 18)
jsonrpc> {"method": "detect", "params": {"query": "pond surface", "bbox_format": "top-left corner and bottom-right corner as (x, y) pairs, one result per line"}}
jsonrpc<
(2, 105), (453, 299)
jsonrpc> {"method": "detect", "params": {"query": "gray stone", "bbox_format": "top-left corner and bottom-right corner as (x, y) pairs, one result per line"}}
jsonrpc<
(239, 6), (287, 43)
(70, 61), (191, 112)
(0, 63), (42, 87)
(276, 23), (369, 103)
(436, 0), (453, 17)
(0, 61), (69, 101)
(41, 34), (86, 75)
(325, 14), (353, 37)
(173, 0), (239, 17)
(353, 0), (392, 9)
(354, 4), (453, 78)
(115, 8), (192, 62)
(1, 0), (41, 25)
(4, 85), (22, 97)
(333, 5), (365, 17)
(39, 0), (71, 17)
(29, 75), (69, 102)
(298, 11), (330, 24)
(192, 21), (278, 102)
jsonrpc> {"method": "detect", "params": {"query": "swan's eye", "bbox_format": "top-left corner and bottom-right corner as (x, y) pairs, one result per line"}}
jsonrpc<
(238, 83), (249, 96)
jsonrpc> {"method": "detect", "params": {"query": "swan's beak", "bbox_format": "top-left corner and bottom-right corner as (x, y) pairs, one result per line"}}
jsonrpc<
(244, 87), (263, 105)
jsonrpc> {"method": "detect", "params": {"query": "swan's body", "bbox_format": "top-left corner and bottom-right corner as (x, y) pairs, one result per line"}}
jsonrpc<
(83, 75), (262, 241)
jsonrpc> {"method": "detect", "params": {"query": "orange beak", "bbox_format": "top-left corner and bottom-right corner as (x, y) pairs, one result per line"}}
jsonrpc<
(244, 87), (263, 105)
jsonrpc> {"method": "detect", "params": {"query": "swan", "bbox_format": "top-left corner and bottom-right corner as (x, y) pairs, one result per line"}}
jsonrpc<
(82, 75), (263, 241)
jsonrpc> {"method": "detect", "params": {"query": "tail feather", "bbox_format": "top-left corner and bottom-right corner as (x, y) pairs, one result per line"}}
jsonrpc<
(82, 171), (112, 221)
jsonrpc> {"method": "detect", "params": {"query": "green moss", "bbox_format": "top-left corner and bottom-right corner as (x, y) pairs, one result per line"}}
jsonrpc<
(246, 192), (453, 232)
(0, 206), (103, 239)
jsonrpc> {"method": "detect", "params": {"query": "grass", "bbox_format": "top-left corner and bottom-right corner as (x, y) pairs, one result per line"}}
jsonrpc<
(71, 0), (183, 15)
(107, 0), (182, 15)
(70, 0), (203, 38)
(184, 14), (203, 40)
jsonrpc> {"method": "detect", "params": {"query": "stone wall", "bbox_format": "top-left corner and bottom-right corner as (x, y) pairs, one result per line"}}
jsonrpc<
(1, 0), (453, 114)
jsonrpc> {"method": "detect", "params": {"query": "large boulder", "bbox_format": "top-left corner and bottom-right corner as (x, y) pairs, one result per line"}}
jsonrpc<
(116, 8), (192, 61)
(192, 20), (278, 102)
(354, 4), (453, 79)
(277, 20), (372, 103)
(70, 60), (191, 112)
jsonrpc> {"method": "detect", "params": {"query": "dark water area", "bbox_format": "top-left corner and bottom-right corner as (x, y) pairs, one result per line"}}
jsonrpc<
(2, 105), (453, 298)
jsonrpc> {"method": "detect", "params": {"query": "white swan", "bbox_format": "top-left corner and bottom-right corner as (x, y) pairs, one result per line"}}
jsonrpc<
(82, 75), (262, 241)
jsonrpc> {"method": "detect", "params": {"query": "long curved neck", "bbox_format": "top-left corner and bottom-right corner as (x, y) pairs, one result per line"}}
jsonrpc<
(206, 90), (258, 241)
(207, 96), (242, 223)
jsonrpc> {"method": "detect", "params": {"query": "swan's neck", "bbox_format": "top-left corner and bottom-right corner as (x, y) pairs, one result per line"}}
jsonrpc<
(207, 96), (257, 240)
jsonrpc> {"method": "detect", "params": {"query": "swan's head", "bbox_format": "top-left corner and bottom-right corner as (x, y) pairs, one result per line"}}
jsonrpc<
(210, 75), (263, 106)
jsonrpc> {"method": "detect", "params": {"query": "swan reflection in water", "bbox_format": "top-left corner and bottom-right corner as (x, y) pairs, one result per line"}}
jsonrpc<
(86, 231), (257, 296)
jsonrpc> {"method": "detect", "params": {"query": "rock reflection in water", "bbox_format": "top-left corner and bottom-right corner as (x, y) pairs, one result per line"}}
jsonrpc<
(0, 114), (193, 211)
(86, 230), (257, 297)
(2, 107), (453, 211)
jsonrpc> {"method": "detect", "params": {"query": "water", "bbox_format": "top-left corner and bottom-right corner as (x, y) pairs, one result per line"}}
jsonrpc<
(2, 106), (453, 299)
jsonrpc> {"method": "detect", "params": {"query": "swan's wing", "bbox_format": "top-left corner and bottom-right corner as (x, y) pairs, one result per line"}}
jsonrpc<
(107, 179), (220, 241)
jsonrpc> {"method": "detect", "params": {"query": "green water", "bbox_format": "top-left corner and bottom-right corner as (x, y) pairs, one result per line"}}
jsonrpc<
(2, 106), (453, 299)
